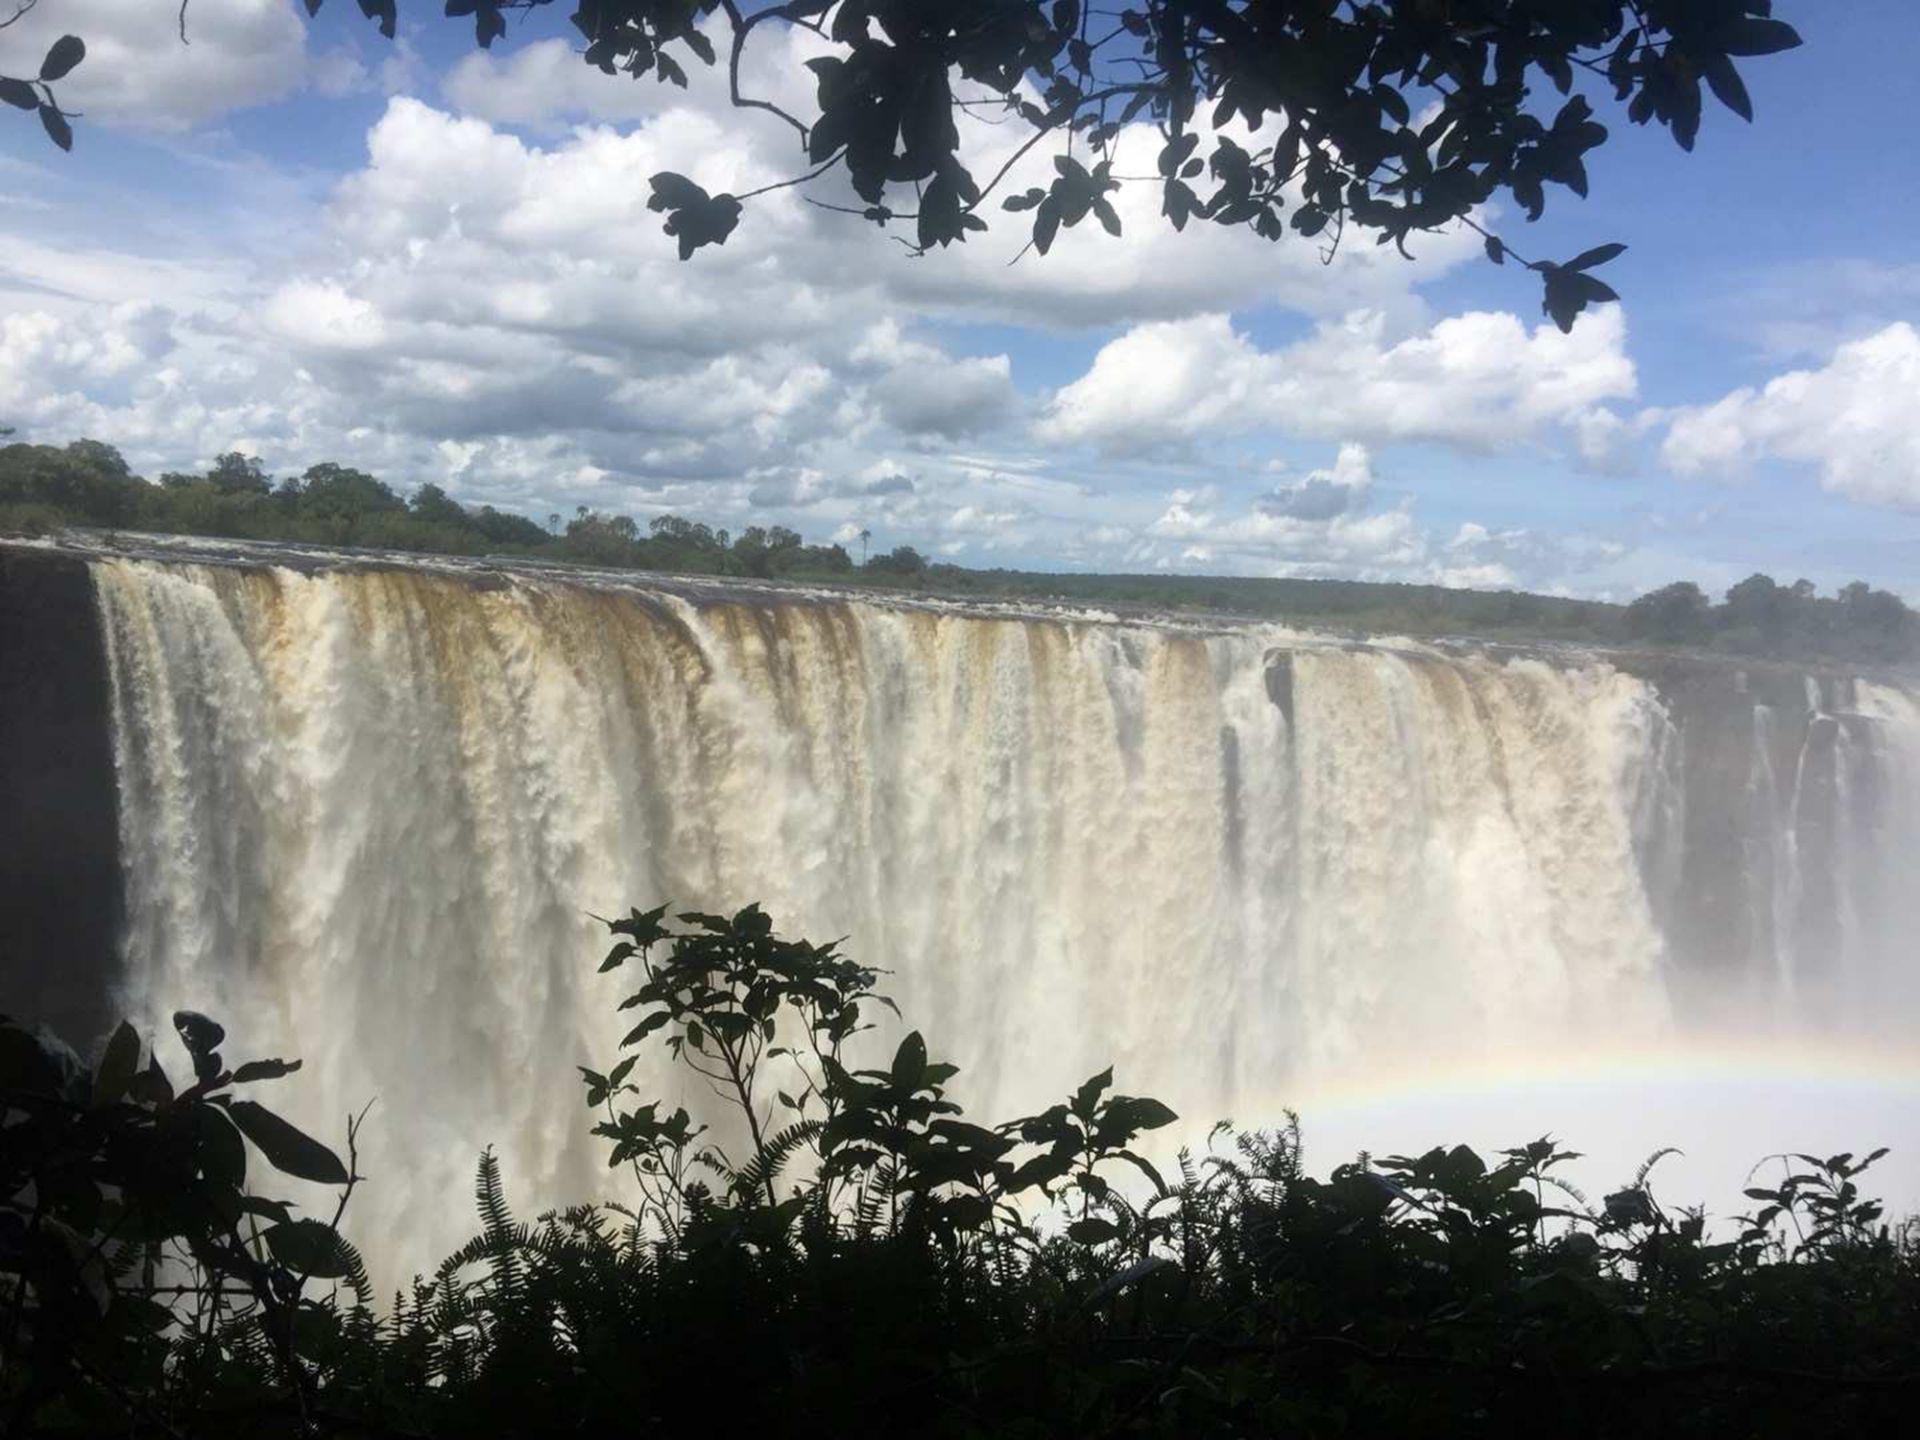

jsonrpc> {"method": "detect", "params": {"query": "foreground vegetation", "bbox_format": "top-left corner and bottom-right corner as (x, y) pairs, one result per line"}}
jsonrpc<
(4, 435), (1916, 665)
(4, 904), (1915, 1437)
(12, 5), (1802, 340)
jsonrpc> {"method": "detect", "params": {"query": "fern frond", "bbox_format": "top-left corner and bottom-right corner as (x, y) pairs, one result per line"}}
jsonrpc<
(475, 1147), (517, 1244)
(734, 1118), (825, 1202)
(335, 1233), (375, 1309)
(1543, 1173), (1591, 1208)
(854, 1163), (894, 1239)
(1177, 1148), (1199, 1191)
(442, 1223), (537, 1275)
(1635, 1146), (1683, 1189)
(472, 1146), (525, 1300)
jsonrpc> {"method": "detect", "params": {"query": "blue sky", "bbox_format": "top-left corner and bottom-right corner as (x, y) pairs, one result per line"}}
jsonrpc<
(3, 1), (1918, 600)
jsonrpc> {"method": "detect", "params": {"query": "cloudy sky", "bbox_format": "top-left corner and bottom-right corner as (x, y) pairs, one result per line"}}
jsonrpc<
(2, 1), (1918, 598)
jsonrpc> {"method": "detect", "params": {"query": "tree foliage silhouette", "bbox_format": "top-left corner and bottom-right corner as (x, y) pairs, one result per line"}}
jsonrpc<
(8, 3), (1806, 331)
(0, 5), (80, 154)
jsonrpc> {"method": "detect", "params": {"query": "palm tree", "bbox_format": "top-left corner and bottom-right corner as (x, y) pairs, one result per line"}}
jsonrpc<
(858, 528), (871, 566)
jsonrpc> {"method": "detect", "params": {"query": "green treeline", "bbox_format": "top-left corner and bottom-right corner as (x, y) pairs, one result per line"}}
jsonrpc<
(0, 438), (886, 581)
(1620, 576), (1916, 665)
(4, 904), (1916, 1437)
(3, 436), (1915, 665)
(927, 569), (1920, 665)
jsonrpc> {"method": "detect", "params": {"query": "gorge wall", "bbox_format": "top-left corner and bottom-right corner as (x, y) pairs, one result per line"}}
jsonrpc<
(3, 541), (1915, 1270)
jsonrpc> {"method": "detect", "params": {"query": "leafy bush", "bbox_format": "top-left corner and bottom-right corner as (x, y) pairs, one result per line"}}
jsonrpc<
(5, 907), (1916, 1436)
(0, 1009), (370, 1434)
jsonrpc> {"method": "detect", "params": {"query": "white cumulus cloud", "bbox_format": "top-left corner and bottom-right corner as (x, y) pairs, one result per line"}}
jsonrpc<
(1040, 307), (1636, 455)
(1661, 322), (1920, 509)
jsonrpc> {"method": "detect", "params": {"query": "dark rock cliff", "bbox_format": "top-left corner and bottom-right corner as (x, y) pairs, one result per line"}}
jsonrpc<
(0, 546), (122, 1045)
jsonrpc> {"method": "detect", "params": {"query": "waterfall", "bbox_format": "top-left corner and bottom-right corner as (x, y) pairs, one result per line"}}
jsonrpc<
(81, 554), (1919, 1277)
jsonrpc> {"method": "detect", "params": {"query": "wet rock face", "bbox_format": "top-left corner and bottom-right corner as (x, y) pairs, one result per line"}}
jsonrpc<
(0, 548), (122, 1045)
(1264, 652), (1294, 728)
(1627, 655), (1904, 1026)
(1252, 639), (1914, 1029)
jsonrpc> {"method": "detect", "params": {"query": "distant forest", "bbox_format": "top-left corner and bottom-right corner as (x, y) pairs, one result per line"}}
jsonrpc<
(3, 436), (1915, 666)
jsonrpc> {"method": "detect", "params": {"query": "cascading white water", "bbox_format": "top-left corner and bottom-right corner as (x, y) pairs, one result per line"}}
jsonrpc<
(86, 554), (1920, 1278)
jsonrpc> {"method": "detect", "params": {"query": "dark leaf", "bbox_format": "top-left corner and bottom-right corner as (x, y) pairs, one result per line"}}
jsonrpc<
(1004, 1149), (1074, 1195)
(357, 0), (398, 40)
(1162, 178), (1195, 231)
(1157, 132), (1198, 177)
(1668, 57), (1703, 150)
(1071, 1066), (1113, 1121)
(1128, 1096), (1177, 1131)
(129, 1054), (174, 1106)
(94, 1021), (141, 1106)
(683, 28), (717, 67)
(1566, 242), (1626, 272)
(265, 1219), (353, 1279)
(1068, 1217), (1117, 1244)
(890, 1030), (928, 1090)
(1095, 1095), (1175, 1150)
(1033, 195), (1062, 254)
(39, 105), (71, 153)
(0, 78), (39, 112)
(172, 1010), (226, 1060)
(1542, 265), (1614, 333)
(227, 1100), (349, 1185)
(613, 1007), (665, 1045)
(649, 172), (708, 211)
(231, 1057), (303, 1084)
(1484, 235), (1505, 264)
(1702, 55), (1753, 121)
(1715, 18), (1802, 56)
(195, 1106), (248, 1189)
(241, 1195), (295, 1225)
(1293, 208), (1329, 237)
(39, 37), (86, 84)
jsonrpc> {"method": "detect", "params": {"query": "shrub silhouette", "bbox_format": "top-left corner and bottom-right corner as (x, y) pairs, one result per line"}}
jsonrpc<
(5, 904), (1915, 1436)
